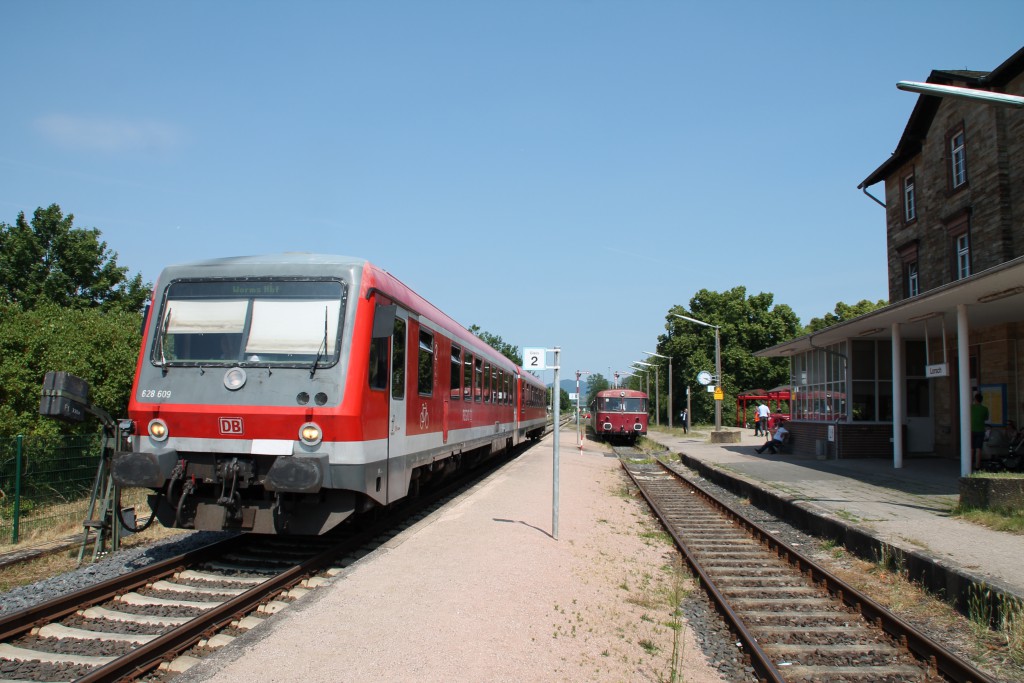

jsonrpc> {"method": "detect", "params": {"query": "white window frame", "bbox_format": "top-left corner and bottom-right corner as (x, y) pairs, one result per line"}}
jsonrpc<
(955, 233), (971, 279)
(951, 131), (967, 188)
(903, 174), (916, 222)
(907, 261), (919, 297)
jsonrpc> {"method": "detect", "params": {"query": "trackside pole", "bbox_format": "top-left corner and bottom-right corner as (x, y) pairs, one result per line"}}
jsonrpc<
(551, 348), (561, 541)
(523, 347), (561, 541)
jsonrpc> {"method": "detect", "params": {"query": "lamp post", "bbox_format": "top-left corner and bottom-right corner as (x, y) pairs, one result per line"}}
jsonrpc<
(575, 370), (590, 446)
(631, 364), (650, 403)
(644, 351), (672, 429)
(674, 313), (721, 432)
(633, 361), (659, 426)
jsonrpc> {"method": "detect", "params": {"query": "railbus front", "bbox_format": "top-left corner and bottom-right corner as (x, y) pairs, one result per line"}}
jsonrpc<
(591, 389), (648, 444)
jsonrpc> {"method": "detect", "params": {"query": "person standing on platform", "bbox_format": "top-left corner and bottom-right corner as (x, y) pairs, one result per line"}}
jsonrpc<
(680, 408), (688, 434)
(756, 402), (770, 436)
(971, 392), (990, 469)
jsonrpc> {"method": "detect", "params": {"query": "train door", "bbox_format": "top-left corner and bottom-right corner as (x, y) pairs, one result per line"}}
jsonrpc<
(387, 309), (409, 502)
(514, 372), (521, 444)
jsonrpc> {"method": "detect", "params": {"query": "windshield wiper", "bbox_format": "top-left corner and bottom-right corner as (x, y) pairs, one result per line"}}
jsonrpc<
(310, 306), (329, 379)
(157, 308), (171, 373)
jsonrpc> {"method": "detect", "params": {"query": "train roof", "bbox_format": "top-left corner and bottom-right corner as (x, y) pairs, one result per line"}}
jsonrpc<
(595, 389), (647, 398)
(158, 252), (368, 274)
(152, 253), (544, 388)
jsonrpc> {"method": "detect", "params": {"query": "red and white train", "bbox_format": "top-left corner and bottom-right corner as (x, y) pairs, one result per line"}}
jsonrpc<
(590, 389), (648, 444)
(112, 254), (547, 535)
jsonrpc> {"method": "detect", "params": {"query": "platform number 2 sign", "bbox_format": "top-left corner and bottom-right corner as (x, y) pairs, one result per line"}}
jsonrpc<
(523, 348), (547, 371)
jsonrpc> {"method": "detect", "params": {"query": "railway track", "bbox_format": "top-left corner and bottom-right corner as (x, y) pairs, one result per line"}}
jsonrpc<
(0, 524), (375, 682)
(615, 450), (997, 683)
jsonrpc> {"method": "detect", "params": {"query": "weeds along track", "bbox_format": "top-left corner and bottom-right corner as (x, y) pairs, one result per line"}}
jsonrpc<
(616, 453), (996, 683)
(0, 437), (546, 683)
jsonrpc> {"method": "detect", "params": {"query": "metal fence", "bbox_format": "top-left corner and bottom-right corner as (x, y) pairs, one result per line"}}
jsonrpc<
(0, 433), (103, 545)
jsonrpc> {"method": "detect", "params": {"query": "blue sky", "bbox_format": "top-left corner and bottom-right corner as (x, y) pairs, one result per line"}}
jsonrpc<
(3, 2), (1023, 392)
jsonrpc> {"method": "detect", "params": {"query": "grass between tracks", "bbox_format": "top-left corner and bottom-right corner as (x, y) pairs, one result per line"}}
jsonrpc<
(817, 537), (1024, 677)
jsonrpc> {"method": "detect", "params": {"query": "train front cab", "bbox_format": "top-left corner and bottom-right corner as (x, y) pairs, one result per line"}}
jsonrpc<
(593, 390), (648, 444)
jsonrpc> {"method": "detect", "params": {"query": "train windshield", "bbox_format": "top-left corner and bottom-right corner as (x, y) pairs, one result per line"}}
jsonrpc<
(598, 396), (646, 412)
(152, 279), (347, 367)
(623, 397), (646, 412)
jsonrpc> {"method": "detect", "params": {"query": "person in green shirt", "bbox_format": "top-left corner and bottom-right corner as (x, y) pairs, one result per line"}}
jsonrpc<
(971, 392), (990, 469)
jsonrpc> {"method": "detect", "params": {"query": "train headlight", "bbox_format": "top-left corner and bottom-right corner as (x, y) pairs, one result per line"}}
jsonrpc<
(148, 418), (169, 442)
(224, 367), (247, 391)
(299, 422), (323, 446)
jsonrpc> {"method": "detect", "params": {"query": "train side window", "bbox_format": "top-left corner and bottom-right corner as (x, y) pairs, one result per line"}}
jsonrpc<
(391, 318), (405, 400)
(474, 357), (483, 402)
(450, 344), (461, 400)
(418, 329), (434, 396)
(497, 369), (504, 405)
(483, 360), (491, 403)
(464, 353), (473, 400)
(368, 336), (388, 390)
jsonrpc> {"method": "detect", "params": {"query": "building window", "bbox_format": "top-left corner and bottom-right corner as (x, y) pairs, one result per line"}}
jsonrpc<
(791, 342), (847, 422)
(955, 232), (971, 279)
(906, 261), (919, 297)
(903, 173), (916, 223)
(850, 340), (893, 422)
(950, 128), (967, 189)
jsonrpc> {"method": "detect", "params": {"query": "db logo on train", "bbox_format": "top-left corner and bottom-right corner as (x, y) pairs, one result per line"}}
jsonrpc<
(219, 417), (244, 435)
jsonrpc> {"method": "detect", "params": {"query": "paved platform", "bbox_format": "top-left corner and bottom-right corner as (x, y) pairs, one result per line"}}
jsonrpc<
(179, 429), (728, 683)
(645, 425), (1024, 608)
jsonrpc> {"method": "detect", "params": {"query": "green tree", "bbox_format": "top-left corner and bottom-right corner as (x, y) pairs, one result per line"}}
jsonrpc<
(0, 204), (148, 312)
(0, 302), (143, 435)
(584, 373), (610, 406)
(468, 325), (521, 365)
(805, 299), (888, 333)
(544, 387), (572, 413)
(656, 287), (801, 426)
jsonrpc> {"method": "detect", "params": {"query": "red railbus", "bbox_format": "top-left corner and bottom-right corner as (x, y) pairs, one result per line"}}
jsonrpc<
(590, 389), (648, 444)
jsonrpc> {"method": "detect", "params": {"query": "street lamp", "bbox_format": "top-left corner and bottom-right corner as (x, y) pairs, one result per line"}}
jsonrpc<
(633, 361), (659, 426)
(896, 81), (1024, 108)
(644, 351), (672, 429)
(674, 313), (722, 432)
(575, 370), (590, 445)
(631, 363), (650, 403)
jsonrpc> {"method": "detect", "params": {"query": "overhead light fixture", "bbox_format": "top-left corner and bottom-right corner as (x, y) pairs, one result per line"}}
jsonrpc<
(909, 312), (944, 323)
(977, 286), (1024, 304)
(858, 328), (884, 337)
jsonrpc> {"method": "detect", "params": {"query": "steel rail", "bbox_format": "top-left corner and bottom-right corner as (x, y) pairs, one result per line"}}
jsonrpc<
(75, 527), (378, 683)
(621, 461), (785, 683)
(623, 456), (998, 683)
(0, 533), (248, 641)
(669, 460), (996, 683)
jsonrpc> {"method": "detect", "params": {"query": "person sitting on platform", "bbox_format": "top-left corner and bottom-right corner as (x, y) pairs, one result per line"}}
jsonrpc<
(756, 420), (789, 454)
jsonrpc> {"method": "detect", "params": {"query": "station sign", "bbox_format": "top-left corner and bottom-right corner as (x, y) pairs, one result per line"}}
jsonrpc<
(523, 347), (546, 371)
(926, 363), (949, 377)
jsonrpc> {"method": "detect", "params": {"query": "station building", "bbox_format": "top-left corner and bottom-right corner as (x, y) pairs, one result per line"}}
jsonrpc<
(757, 46), (1024, 474)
